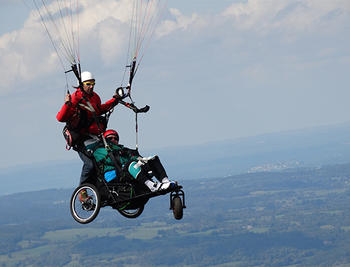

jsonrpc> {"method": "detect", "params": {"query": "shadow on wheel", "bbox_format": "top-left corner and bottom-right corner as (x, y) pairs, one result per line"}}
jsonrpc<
(117, 204), (144, 219)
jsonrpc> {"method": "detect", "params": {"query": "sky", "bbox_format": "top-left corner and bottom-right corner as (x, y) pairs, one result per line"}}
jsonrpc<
(0, 0), (349, 169)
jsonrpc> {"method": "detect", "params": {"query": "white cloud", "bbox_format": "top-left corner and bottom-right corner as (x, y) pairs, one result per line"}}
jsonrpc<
(1, 0), (348, 93)
(78, 0), (132, 61)
(0, 22), (58, 93)
(94, 18), (127, 64)
(222, 0), (350, 34)
(157, 8), (204, 37)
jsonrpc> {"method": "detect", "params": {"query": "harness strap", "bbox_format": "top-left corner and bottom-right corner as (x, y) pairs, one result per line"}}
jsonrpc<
(107, 150), (123, 178)
(81, 94), (106, 134)
(79, 102), (95, 112)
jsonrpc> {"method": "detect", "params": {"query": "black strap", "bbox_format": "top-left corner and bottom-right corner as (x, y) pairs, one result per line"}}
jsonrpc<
(107, 150), (123, 177)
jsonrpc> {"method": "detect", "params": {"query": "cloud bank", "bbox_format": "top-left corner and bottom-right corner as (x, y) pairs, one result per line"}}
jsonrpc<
(1, 0), (348, 93)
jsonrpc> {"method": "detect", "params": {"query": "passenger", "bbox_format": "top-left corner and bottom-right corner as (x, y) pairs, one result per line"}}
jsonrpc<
(93, 130), (175, 192)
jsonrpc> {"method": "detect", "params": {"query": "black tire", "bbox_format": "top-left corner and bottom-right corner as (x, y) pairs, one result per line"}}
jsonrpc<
(172, 196), (183, 220)
(70, 183), (101, 224)
(117, 205), (144, 219)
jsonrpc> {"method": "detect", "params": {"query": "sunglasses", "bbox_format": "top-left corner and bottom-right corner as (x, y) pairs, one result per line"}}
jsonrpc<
(83, 82), (95, 87)
(107, 136), (118, 141)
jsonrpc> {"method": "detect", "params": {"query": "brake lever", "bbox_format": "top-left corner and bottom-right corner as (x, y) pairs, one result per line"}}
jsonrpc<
(136, 105), (150, 113)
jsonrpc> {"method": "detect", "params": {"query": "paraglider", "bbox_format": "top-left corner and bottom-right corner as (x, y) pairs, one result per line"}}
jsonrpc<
(25, 0), (186, 223)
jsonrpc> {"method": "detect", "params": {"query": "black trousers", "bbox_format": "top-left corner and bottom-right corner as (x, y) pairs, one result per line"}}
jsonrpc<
(136, 155), (168, 183)
(148, 156), (167, 181)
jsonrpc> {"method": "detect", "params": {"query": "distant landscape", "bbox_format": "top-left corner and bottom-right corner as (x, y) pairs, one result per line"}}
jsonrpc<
(1, 122), (350, 195)
(2, 123), (350, 266)
(2, 163), (350, 266)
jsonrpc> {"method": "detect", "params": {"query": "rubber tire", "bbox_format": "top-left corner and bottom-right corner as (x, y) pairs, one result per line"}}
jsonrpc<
(117, 205), (144, 219)
(172, 196), (183, 220)
(70, 183), (101, 224)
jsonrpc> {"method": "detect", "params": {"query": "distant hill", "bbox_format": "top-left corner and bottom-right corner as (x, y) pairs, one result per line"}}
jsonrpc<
(158, 121), (350, 179)
(1, 122), (350, 195)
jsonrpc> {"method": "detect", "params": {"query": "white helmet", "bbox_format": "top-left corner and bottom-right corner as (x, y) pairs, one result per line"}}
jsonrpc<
(81, 71), (94, 82)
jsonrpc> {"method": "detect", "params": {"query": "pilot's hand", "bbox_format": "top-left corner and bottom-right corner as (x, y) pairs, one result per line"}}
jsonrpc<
(113, 93), (121, 100)
(65, 93), (71, 105)
(114, 87), (125, 100)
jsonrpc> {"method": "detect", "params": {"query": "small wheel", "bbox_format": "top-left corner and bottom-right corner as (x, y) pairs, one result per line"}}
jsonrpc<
(117, 205), (144, 219)
(172, 196), (183, 220)
(70, 184), (101, 224)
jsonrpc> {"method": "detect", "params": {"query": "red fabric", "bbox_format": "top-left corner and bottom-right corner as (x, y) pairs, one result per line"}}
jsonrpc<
(56, 88), (117, 135)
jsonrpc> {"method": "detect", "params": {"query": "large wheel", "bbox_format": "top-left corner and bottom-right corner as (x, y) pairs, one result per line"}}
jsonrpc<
(70, 184), (101, 224)
(117, 205), (144, 219)
(172, 196), (183, 220)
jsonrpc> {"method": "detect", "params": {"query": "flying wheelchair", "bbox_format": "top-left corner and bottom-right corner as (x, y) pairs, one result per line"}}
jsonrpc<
(70, 149), (186, 224)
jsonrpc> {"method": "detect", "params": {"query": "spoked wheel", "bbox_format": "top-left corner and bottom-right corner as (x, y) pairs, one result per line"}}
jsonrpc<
(172, 196), (183, 220)
(117, 205), (144, 219)
(70, 183), (101, 224)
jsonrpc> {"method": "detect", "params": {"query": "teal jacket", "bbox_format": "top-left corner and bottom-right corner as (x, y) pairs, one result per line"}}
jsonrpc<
(93, 142), (139, 174)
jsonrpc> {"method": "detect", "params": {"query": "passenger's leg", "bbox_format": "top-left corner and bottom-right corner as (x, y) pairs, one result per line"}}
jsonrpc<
(128, 161), (168, 192)
(147, 156), (168, 182)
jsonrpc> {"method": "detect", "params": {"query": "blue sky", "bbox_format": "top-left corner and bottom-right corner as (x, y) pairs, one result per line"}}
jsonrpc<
(0, 0), (349, 169)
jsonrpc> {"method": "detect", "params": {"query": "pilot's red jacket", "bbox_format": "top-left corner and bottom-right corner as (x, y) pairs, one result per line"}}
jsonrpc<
(56, 88), (117, 135)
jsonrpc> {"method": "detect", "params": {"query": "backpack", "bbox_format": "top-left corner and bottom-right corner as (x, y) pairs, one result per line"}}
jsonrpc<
(62, 125), (81, 150)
